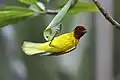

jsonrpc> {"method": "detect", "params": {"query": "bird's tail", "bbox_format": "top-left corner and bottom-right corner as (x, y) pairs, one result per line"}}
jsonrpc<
(22, 41), (45, 55)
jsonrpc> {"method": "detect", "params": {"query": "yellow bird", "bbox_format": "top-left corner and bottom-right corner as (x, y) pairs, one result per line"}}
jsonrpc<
(22, 26), (87, 56)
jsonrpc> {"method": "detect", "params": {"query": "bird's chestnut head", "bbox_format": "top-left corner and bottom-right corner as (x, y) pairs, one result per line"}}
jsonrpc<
(74, 25), (87, 39)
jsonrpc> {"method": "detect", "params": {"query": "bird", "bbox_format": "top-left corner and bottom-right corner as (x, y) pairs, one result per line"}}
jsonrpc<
(22, 25), (87, 56)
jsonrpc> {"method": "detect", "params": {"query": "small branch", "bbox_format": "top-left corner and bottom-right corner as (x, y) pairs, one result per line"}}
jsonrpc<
(93, 0), (120, 30)
(45, 0), (78, 15)
(46, 9), (59, 15)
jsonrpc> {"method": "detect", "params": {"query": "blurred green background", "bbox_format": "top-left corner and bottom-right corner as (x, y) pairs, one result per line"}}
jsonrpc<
(0, 0), (120, 80)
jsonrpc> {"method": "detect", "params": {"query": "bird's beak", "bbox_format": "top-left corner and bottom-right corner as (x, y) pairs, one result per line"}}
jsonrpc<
(83, 30), (87, 33)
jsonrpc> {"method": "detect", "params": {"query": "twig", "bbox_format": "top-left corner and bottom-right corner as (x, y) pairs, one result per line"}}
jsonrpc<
(93, 0), (120, 30)
(45, 0), (78, 15)
(46, 9), (59, 15)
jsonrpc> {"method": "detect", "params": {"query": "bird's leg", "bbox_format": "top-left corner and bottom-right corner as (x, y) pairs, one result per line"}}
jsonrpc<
(58, 23), (62, 33)
(49, 24), (62, 47)
(49, 32), (57, 47)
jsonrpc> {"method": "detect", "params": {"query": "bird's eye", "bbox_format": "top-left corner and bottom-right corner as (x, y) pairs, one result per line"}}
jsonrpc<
(46, 36), (48, 38)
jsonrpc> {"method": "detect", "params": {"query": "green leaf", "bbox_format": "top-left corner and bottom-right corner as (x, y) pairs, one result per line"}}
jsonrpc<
(68, 2), (99, 14)
(18, 0), (38, 5)
(29, 2), (46, 12)
(44, 0), (72, 41)
(0, 6), (36, 28)
(19, 0), (46, 12)
(44, 23), (61, 41)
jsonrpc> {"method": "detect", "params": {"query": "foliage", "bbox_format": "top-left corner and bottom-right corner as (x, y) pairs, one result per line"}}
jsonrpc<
(68, 2), (98, 14)
(0, 0), (99, 39)
(44, 0), (72, 41)
(0, 0), (98, 28)
(19, 0), (38, 5)
(0, 6), (36, 27)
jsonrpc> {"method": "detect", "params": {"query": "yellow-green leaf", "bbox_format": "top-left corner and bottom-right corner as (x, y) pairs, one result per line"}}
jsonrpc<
(68, 2), (99, 14)
(18, 0), (38, 5)
(0, 6), (36, 28)
(44, 0), (72, 41)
